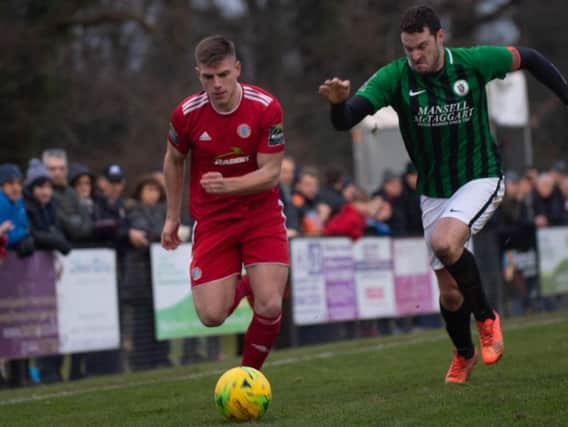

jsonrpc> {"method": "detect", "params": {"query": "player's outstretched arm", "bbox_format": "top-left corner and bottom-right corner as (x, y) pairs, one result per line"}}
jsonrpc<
(200, 151), (283, 197)
(319, 77), (375, 131)
(161, 142), (186, 250)
(513, 47), (568, 106)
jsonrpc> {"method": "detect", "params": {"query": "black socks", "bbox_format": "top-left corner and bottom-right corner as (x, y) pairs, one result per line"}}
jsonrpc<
(445, 249), (495, 322)
(440, 301), (475, 359)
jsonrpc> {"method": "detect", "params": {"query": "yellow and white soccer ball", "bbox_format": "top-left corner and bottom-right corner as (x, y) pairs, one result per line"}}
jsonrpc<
(214, 366), (272, 421)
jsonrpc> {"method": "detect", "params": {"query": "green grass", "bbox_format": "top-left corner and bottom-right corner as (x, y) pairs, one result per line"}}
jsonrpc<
(1, 311), (568, 426)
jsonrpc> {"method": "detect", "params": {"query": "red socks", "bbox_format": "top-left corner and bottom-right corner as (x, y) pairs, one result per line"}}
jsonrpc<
(227, 275), (252, 316)
(241, 312), (282, 370)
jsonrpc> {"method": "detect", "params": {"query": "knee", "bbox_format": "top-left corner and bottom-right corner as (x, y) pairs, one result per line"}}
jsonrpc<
(440, 290), (464, 311)
(197, 310), (226, 327)
(253, 297), (283, 318)
(431, 233), (460, 265)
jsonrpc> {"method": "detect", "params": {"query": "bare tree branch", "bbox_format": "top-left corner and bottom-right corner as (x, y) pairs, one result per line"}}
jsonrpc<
(55, 11), (155, 33)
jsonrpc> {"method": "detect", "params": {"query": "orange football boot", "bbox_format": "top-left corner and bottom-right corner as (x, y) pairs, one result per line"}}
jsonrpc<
(445, 349), (478, 384)
(476, 310), (504, 365)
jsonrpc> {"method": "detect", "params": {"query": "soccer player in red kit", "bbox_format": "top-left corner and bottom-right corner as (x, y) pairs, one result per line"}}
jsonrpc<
(160, 35), (288, 370)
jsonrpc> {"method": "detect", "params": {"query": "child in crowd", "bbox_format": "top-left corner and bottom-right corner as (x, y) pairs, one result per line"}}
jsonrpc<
(24, 159), (71, 255)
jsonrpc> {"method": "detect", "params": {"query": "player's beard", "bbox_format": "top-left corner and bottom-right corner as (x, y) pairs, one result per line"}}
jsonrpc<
(413, 41), (443, 75)
(425, 41), (443, 74)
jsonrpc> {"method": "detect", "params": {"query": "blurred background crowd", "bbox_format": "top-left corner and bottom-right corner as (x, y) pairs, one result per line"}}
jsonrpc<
(2, 149), (568, 387)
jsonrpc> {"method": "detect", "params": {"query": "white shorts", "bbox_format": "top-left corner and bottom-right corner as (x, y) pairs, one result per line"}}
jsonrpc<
(421, 177), (504, 270)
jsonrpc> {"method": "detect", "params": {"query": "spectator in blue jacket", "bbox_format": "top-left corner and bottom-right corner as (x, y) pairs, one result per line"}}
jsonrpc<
(0, 163), (34, 257)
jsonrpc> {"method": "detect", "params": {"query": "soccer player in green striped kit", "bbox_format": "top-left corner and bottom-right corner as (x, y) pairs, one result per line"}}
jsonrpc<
(320, 5), (568, 383)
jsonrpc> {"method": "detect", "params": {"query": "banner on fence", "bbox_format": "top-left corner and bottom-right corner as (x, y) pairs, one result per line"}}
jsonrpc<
(291, 237), (439, 326)
(392, 238), (437, 316)
(537, 227), (568, 296)
(150, 243), (252, 339)
(0, 248), (120, 359)
(0, 252), (58, 359)
(353, 237), (396, 319)
(290, 238), (357, 325)
(56, 249), (120, 353)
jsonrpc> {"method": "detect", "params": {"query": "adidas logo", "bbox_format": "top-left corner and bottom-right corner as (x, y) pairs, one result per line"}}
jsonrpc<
(199, 131), (212, 141)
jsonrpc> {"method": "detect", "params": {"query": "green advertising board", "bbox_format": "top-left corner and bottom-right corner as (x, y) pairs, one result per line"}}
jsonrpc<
(150, 244), (252, 339)
(537, 227), (568, 296)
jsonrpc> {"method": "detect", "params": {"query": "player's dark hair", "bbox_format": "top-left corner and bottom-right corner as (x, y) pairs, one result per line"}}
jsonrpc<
(400, 5), (441, 35)
(195, 35), (236, 66)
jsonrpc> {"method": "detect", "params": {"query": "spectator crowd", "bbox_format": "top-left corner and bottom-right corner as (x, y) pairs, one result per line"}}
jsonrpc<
(1, 149), (568, 388)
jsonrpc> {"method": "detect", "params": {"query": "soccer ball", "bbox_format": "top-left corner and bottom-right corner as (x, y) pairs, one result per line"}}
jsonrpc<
(214, 366), (272, 421)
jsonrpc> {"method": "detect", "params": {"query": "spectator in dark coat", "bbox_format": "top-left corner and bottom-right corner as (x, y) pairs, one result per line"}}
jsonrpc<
(560, 176), (568, 224)
(498, 171), (533, 228)
(278, 156), (300, 237)
(23, 159), (71, 384)
(399, 162), (423, 236)
(372, 169), (407, 235)
(93, 163), (132, 245)
(24, 159), (71, 255)
(68, 163), (96, 215)
(318, 167), (347, 216)
(123, 175), (170, 370)
(532, 173), (565, 228)
(42, 149), (94, 242)
(549, 160), (567, 189)
(292, 166), (331, 235)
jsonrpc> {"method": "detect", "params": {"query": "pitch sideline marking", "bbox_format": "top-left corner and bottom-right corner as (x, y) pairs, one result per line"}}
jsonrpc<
(0, 315), (564, 406)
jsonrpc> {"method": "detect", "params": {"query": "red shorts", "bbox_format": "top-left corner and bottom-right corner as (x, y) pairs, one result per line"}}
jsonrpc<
(189, 213), (289, 287)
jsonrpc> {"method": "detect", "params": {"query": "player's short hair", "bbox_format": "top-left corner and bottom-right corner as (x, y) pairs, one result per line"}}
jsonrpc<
(194, 35), (236, 66)
(400, 5), (441, 35)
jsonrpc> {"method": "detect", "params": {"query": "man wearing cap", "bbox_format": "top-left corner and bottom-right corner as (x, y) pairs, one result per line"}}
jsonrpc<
(93, 163), (145, 247)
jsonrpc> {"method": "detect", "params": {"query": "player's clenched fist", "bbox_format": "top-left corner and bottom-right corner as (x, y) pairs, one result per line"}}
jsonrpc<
(318, 77), (351, 104)
(201, 171), (228, 194)
(161, 218), (182, 250)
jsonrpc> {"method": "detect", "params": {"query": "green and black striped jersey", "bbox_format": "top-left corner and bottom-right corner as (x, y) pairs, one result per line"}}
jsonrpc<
(356, 46), (513, 198)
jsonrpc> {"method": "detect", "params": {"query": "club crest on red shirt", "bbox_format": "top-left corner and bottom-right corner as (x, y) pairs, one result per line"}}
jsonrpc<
(237, 123), (251, 139)
(191, 267), (202, 281)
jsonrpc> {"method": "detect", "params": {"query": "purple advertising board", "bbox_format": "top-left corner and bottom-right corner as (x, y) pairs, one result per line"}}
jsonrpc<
(392, 238), (435, 316)
(0, 251), (58, 359)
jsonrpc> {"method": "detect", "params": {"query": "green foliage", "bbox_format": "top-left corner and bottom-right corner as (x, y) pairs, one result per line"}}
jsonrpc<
(1, 1), (567, 174)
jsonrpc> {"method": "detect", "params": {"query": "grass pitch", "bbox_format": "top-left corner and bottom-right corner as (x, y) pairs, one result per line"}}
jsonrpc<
(1, 311), (567, 426)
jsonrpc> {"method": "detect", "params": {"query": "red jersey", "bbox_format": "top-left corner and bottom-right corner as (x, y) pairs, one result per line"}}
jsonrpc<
(168, 84), (285, 222)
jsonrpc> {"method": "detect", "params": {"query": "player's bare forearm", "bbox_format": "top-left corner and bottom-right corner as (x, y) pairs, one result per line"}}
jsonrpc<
(201, 152), (283, 196)
(163, 142), (187, 221)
